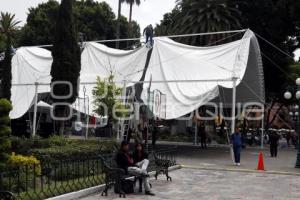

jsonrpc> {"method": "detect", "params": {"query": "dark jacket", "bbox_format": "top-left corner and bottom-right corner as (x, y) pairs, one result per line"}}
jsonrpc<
(269, 132), (279, 146)
(143, 26), (153, 36)
(132, 151), (148, 164)
(231, 133), (243, 147)
(115, 151), (134, 174)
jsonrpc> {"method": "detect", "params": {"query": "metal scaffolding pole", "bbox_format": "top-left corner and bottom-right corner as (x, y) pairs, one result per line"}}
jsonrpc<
(32, 82), (39, 138)
(231, 77), (238, 135)
(230, 78), (237, 163)
(261, 110), (265, 149)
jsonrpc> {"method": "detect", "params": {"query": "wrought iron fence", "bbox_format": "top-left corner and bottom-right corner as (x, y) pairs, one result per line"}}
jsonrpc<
(0, 148), (177, 200)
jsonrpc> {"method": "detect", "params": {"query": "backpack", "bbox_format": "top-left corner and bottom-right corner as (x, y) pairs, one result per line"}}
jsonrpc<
(115, 179), (134, 194)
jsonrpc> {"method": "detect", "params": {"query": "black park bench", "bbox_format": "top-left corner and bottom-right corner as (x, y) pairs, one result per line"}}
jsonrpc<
(0, 191), (16, 200)
(98, 148), (176, 198)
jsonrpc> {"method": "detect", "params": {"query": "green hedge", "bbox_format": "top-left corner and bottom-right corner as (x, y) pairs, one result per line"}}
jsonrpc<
(11, 136), (119, 163)
(29, 140), (119, 163)
(0, 99), (12, 170)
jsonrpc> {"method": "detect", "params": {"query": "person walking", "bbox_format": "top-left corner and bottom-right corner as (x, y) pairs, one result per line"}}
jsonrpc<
(143, 24), (154, 47)
(269, 130), (279, 157)
(116, 141), (155, 196)
(152, 121), (159, 148)
(231, 128), (243, 166)
(199, 123), (207, 149)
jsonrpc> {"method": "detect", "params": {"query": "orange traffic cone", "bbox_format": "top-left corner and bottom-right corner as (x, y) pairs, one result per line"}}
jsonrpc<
(257, 152), (265, 171)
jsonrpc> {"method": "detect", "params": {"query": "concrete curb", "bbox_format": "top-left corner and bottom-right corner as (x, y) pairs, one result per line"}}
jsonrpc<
(45, 165), (182, 200)
(182, 164), (300, 176)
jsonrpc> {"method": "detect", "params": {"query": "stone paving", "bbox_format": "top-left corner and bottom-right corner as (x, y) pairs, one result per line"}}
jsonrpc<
(80, 168), (300, 200)
(164, 143), (299, 173)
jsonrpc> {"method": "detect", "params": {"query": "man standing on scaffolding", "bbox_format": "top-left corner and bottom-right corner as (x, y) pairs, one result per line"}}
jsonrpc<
(143, 24), (154, 47)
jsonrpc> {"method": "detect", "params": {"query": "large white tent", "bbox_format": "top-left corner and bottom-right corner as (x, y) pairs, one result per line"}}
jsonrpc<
(11, 47), (52, 119)
(10, 43), (149, 119)
(142, 30), (264, 119)
(10, 29), (264, 125)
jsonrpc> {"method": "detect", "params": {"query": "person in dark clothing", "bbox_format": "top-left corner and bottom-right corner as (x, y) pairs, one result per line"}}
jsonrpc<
(143, 126), (148, 147)
(126, 127), (133, 142)
(143, 24), (154, 46)
(269, 131), (279, 157)
(115, 141), (154, 196)
(152, 121), (159, 148)
(132, 142), (149, 192)
(115, 141), (134, 174)
(231, 128), (243, 166)
(199, 123), (207, 149)
(286, 132), (291, 147)
(133, 143), (149, 163)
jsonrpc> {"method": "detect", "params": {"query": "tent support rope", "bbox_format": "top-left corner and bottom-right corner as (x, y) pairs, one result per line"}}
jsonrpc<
(23, 29), (248, 48)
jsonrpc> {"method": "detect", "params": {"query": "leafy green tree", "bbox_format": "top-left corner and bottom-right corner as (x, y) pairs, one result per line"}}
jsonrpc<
(92, 75), (122, 125)
(92, 75), (130, 127)
(0, 33), (5, 52)
(0, 99), (12, 170)
(0, 12), (20, 100)
(50, 0), (81, 135)
(155, 7), (181, 37)
(156, 0), (241, 46)
(18, 0), (141, 49)
(18, 0), (59, 46)
(238, 0), (300, 98)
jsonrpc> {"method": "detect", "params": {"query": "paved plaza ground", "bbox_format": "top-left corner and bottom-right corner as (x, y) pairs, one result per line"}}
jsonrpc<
(157, 141), (299, 173)
(80, 168), (300, 200)
(77, 142), (300, 200)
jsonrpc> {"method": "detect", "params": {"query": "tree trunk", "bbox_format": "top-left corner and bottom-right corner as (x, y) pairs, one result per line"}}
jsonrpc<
(127, 1), (133, 47)
(2, 36), (12, 100)
(116, 0), (122, 49)
(56, 106), (66, 136)
(59, 120), (65, 136)
(129, 2), (133, 30)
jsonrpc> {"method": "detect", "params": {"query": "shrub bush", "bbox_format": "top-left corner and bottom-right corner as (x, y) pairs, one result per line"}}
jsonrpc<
(11, 137), (52, 154)
(29, 140), (119, 164)
(9, 152), (41, 175)
(0, 99), (12, 170)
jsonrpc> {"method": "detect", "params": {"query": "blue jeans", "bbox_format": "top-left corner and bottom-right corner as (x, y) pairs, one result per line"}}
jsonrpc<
(233, 146), (241, 163)
(146, 34), (153, 46)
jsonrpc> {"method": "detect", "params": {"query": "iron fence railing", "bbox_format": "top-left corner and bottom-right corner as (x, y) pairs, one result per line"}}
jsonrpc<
(0, 148), (177, 200)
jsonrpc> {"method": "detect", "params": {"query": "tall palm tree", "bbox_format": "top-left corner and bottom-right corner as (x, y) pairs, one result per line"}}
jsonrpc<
(116, 0), (123, 48)
(124, 0), (142, 37)
(174, 0), (242, 45)
(0, 12), (20, 39)
(0, 12), (20, 100)
(125, 0), (141, 25)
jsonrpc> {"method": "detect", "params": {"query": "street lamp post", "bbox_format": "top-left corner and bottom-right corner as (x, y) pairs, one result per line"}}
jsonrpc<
(284, 78), (300, 168)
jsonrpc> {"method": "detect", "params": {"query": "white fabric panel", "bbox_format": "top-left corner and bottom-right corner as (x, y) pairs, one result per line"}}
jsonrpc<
(142, 30), (256, 119)
(10, 42), (149, 119)
(10, 47), (52, 119)
(79, 42), (149, 115)
(81, 42), (149, 87)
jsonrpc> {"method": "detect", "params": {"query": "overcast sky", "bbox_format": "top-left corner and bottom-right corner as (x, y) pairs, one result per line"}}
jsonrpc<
(1, 0), (176, 31)
(1, 0), (299, 59)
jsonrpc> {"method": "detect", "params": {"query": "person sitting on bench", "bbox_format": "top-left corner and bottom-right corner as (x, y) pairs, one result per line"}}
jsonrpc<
(116, 141), (155, 196)
(133, 142), (149, 192)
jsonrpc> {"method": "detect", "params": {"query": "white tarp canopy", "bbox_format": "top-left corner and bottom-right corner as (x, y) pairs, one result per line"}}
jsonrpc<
(10, 43), (149, 119)
(142, 30), (264, 119)
(10, 29), (264, 120)
(11, 47), (52, 119)
(79, 42), (149, 115)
